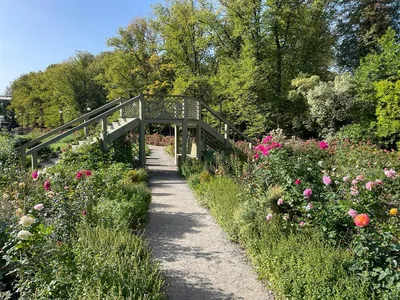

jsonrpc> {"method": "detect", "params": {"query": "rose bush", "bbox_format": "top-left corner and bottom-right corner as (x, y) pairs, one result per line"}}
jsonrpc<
(247, 135), (400, 297)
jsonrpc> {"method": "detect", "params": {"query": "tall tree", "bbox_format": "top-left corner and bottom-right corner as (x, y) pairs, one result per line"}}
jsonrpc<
(153, 0), (214, 99)
(336, 0), (400, 71)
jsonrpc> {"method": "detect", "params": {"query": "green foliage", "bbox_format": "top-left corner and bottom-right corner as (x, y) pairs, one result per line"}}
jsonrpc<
(289, 74), (356, 136)
(109, 134), (134, 166)
(10, 52), (107, 128)
(336, 0), (400, 71)
(375, 80), (400, 142)
(1, 143), (164, 298)
(71, 226), (165, 300)
(179, 157), (206, 177)
(186, 169), (371, 299)
(334, 123), (378, 144)
(184, 135), (400, 298)
(122, 168), (148, 184)
(355, 28), (400, 124)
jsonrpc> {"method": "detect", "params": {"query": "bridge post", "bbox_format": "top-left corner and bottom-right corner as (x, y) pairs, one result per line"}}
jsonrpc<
(31, 152), (38, 170)
(181, 97), (188, 163)
(84, 118), (89, 136)
(139, 95), (146, 168)
(101, 117), (108, 151)
(224, 123), (229, 148)
(174, 125), (180, 165)
(196, 101), (202, 159)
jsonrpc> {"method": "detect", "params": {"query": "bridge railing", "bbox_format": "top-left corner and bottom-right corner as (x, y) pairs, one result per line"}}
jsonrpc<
(23, 95), (143, 169)
(198, 100), (255, 150)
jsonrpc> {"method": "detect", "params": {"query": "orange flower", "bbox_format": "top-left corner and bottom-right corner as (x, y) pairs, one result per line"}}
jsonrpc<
(354, 214), (370, 228)
(389, 208), (398, 216)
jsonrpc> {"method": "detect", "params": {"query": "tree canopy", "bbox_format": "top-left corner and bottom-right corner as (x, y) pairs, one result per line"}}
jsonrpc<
(7, 0), (400, 145)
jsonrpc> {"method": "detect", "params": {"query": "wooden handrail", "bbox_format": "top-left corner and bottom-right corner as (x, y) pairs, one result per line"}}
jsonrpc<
(20, 96), (129, 150)
(26, 96), (140, 155)
(199, 101), (256, 145)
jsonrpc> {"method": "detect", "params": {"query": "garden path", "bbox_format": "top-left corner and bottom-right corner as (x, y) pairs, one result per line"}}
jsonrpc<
(145, 145), (273, 300)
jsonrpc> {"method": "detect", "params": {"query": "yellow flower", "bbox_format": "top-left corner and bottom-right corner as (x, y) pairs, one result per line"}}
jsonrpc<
(389, 208), (398, 216)
(18, 182), (25, 188)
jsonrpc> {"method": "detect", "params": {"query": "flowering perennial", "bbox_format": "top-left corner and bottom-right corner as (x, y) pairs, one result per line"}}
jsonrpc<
(354, 214), (370, 228)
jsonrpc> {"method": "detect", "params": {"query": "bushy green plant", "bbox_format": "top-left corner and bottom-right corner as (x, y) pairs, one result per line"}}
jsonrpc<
(179, 157), (206, 177)
(1, 143), (164, 298)
(71, 226), (165, 299)
(122, 168), (148, 184)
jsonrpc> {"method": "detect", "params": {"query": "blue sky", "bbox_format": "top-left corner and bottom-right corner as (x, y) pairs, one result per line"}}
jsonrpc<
(0, 0), (161, 94)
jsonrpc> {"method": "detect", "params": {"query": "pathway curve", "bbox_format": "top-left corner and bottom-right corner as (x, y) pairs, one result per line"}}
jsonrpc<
(145, 145), (273, 300)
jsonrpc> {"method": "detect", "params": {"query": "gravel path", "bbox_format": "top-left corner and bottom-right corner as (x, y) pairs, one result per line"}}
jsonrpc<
(145, 146), (273, 300)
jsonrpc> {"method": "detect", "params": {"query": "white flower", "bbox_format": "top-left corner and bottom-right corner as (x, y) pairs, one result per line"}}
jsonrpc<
(19, 215), (35, 227)
(34, 204), (44, 211)
(17, 230), (33, 240)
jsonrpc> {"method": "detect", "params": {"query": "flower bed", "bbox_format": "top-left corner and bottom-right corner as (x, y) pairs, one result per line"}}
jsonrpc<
(0, 136), (165, 299)
(183, 135), (400, 299)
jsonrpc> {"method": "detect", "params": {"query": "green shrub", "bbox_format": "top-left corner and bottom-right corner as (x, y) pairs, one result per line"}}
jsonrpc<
(123, 168), (148, 184)
(71, 226), (165, 300)
(179, 158), (206, 177)
(95, 182), (151, 230)
(254, 226), (371, 300)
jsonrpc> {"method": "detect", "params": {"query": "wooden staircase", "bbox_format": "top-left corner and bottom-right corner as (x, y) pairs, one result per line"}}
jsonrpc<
(19, 94), (255, 169)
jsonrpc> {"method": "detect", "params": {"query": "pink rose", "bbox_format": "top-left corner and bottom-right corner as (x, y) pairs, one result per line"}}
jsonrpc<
(343, 176), (349, 182)
(303, 188), (312, 198)
(85, 170), (92, 177)
(262, 136), (273, 144)
(351, 179), (358, 185)
(266, 214), (273, 221)
(356, 175), (365, 181)
(375, 179), (383, 185)
(323, 176), (332, 186)
(44, 180), (51, 191)
(348, 209), (357, 218)
(350, 186), (359, 196)
(384, 168), (397, 179)
(319, 141), (329, 149)
(31, 171), (38, 179)
(76, 171), (83, 179)
(34, 203), (44, 211)
(306, 202), (313, 211)
(277, 198), (284, 206)
(299, 221), (305, 227)
(294, 179), (301, 185)
(365, 181), (374, 191)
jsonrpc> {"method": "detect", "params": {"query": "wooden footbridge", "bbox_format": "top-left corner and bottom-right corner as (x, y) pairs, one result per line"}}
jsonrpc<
(20, 94), (255, 169)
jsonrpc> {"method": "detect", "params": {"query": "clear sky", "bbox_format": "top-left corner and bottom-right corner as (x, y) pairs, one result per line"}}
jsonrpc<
(0, 0), (162, 94)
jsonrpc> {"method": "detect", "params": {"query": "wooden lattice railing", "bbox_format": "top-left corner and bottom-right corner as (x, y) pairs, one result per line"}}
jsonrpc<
(20, 94), (255, 169)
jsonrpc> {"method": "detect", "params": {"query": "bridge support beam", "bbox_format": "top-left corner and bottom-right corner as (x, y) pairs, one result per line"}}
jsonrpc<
(181, 97), (188, 163)
(174, 125), (180, 165)
(139, 95), (146, 168)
